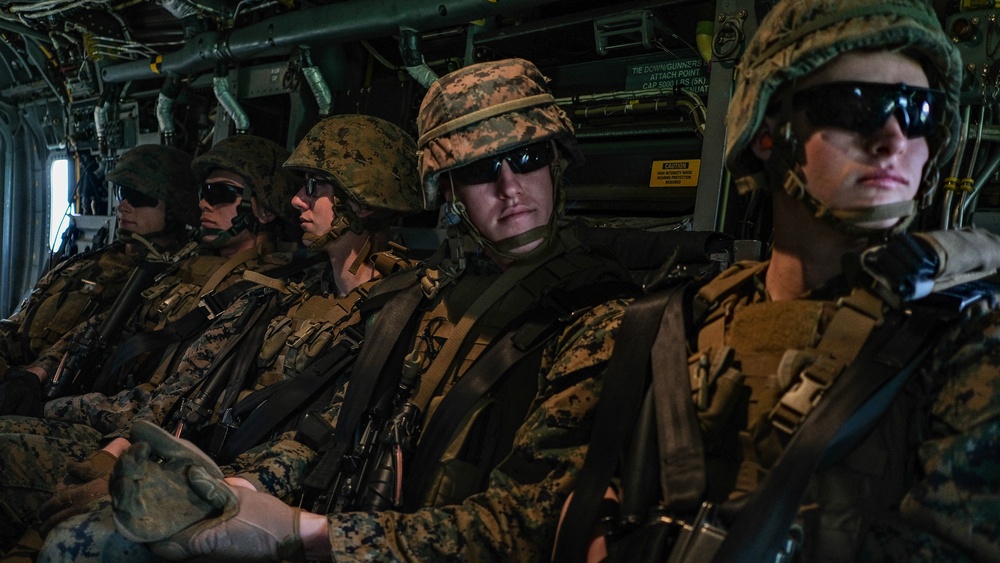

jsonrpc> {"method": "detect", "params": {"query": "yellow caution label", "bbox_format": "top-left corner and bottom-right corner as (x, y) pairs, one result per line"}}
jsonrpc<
(649, 159), (700, 187)
(150, 55), (162, 74)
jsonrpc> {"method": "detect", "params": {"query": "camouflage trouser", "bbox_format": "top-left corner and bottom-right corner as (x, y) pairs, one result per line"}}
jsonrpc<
(0, 416), (102, 548)
(39, 500), (163, 563)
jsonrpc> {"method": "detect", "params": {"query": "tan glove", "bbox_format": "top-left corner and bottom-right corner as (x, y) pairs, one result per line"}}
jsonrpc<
(149, 467), (306, 562)
(37, 449), (117, 534)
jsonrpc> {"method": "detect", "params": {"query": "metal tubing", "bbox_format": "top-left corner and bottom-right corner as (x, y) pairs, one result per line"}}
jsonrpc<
(101, 0), (565, 84)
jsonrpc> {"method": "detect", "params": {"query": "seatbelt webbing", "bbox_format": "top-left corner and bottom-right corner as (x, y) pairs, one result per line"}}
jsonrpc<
(410, 242), (570, 414)
(403, 281), (638, 511)
(217, 322), (364, 463)
(553, 285), (690, 563)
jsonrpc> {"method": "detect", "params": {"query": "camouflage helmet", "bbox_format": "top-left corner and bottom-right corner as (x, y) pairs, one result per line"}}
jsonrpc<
(725, 0), (961, 202)
(283, 114), (422, 215)
(191, 134), (301, 224)
(107, 144), (199, 228)
(416, 58), (583, 210)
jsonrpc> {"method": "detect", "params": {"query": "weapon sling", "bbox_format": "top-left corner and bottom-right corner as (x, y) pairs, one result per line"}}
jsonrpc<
(171, 289), (280, 438)
(301, 279), (426, 498)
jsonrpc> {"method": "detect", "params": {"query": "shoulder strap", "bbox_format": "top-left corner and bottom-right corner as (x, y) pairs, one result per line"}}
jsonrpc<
(409, 243), (571, 415)
(301, 282), (427, 495)
(402, 280), (639, 512)
(215, 321), (365, 464)
(99, 253), (327, 388)
(553, 283), (694, 562)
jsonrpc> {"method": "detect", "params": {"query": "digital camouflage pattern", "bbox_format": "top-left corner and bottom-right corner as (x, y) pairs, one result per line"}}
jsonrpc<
(26, 271), (378, 559)
(0, 415), (103, 540)
(680, 262), (1000, 560)
(284, 114), (422, 214)
(26, 247), (291, 379)
(191, 134), (301, 224)
(725, 0), (961, 196)
(107, 144), (200, 228)
(83, 231), (636, 561)
(0, 249), (294, 542)
(324, 296), (630, 561)
(416, 58), (583, 209)
(0, 243), (139, 368)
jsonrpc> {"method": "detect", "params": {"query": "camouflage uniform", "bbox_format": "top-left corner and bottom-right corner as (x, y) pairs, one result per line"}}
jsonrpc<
(0, 134), (302, 549)
(0, 145), (198, 371)
(557, 1), (999, 561)
(72, 59), (641, 563)
(37, 115), (426, 559)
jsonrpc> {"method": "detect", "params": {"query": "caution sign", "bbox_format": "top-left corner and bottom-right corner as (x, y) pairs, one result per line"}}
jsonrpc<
(649, 159), (700, 187)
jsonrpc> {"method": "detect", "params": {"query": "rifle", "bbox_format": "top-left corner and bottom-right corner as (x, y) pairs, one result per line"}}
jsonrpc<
(171, 289), (277, 444)
(45, 258), (169, 399)
(301, 349), (423, 514)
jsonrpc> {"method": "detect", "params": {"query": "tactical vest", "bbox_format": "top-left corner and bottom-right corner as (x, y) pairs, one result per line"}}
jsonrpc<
(254, 283), (369, 394)
(374, 230), (636, 510)
(689, 261), (962, 559)
(135, 246), (289, 329)
(0, 243), (138, 365)
(175, 249), (413, 460)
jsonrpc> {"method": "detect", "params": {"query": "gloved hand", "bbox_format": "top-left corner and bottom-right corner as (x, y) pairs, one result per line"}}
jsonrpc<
(149, 469), (305, 562)
(38, 449), (117, 534)
(0, 368), (44, 417)
(110, 420), (305, 561)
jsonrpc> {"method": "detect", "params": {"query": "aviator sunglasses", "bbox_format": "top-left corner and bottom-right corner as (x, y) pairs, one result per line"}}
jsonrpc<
(792, 81), (942, 139)
(450, 141), (555, 186)
(199, 182), (242, 206)
(115, 185), (159, 208)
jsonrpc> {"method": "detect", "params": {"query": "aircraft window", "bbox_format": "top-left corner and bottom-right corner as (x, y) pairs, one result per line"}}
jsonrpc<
(49, 158), (71, 251)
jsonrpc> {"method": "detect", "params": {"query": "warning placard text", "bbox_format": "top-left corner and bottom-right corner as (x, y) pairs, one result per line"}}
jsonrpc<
(649, 159), (700, 187)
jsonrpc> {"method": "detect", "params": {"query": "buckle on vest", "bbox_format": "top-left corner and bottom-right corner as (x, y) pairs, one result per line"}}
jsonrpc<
(770, 355), (843, 436)
(340, 325), (364, 352)
(198, 292), (227, 320)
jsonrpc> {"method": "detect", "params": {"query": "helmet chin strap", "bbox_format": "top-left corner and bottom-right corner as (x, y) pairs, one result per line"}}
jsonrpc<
(780, 164), (917, 240)
(304, 198), (389, 274)
(201, 186), (260, 249)
(766, 121), (918, 242)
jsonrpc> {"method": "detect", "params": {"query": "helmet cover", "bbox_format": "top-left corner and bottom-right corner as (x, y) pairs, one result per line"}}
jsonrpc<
(725, 0), (961, 197)
(107, 144), (200, 228)
(284, 114), (422, 216)
(416, 57), (583, 209)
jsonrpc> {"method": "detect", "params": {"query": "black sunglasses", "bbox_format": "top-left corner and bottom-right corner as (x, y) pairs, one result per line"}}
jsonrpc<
(115, 185), (160, 208)
(450, 141), (555, 186)
(199, 182), (242, 206)
(792, 81), (942, 139)
(302, 176), (334, 198)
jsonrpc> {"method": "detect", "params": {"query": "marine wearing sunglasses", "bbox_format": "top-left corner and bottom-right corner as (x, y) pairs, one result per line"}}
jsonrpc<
(199, 182), (243, 206)
(115, 185), (161, 208)
(792, 81), (942, 138)
(449, 141), (555, 186)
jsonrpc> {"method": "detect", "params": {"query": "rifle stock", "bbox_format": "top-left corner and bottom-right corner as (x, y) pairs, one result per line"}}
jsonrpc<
(45, 259), (167, 399)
